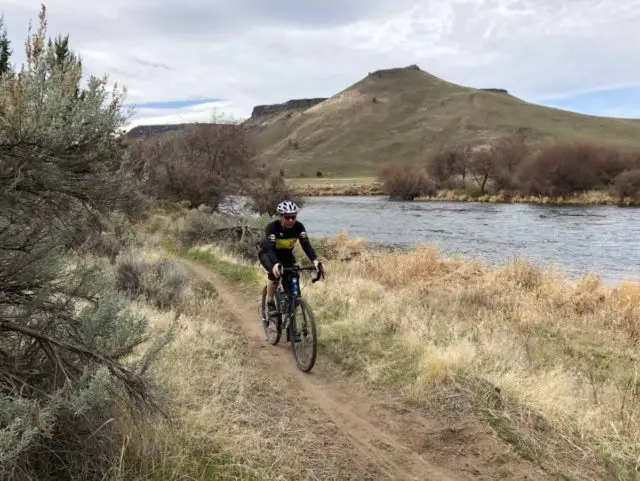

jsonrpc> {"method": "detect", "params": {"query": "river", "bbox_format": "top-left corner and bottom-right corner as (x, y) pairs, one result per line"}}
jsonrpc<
(297, 196), (640, 285)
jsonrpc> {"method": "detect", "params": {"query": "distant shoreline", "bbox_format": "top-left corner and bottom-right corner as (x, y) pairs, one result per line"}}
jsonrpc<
(290, 179), (640, 206)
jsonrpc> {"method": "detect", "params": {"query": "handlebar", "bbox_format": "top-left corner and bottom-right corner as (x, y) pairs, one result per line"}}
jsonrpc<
(281, 263), (325, 283)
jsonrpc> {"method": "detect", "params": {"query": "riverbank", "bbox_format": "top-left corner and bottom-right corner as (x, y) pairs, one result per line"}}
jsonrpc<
(417, 189), (640, 206)
(289, 177), (385, 196)
(289, 178), (640, 205)
(162, 211), (640, 480)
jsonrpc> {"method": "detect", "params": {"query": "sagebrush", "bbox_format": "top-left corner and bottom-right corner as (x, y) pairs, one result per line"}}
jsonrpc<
(0, 7), (163, 480)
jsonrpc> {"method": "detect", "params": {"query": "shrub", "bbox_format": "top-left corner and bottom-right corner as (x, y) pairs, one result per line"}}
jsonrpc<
(614, 169), (640, 200)
(128, 122), (255, 210)
(312, 232), (367, 261)
(487, 136), (530, 191)
(116, 255), (190, 310)
(0, 258), (160, 480)
(246, 174), (305, 216)
(176, 206), (265, 260)
(460, 136), (531, 194)
(426, 144), (470, 185)
(467, 148), (496, 194)
(596, 146), (635, 185)
(0, 7), (161, 479)
(79, 211), (139, 263)
(427, 139), (637, 198)
(515, 142), (615, 196)
(379, 164), (437, 200)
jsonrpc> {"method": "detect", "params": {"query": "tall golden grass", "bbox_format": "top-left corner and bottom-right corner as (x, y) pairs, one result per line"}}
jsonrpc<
(123, 216), (640, 479)
(104, 243), (364, 480)
(298, 238), (640, 479)
(417, 189), (640, 206)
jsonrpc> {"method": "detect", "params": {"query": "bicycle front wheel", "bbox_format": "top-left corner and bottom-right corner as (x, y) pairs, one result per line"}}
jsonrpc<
(290, 297), (317, 372)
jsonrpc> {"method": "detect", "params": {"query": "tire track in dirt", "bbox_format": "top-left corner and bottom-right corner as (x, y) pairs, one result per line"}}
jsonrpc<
(179, 257), (551, 481)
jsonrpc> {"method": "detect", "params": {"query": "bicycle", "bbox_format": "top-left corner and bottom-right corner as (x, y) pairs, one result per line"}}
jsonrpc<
(260, 264), (324, 373)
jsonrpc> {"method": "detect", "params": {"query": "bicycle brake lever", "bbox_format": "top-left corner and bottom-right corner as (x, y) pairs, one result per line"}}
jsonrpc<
(311, 269), (325, 283)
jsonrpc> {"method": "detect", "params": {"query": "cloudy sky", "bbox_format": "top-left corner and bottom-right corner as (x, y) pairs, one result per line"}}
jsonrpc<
(2, 0), (639, 128)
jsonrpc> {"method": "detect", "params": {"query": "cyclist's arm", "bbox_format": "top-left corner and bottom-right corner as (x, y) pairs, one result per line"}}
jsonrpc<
(297, 222), (318, 262)
(262, 223), (280, 269)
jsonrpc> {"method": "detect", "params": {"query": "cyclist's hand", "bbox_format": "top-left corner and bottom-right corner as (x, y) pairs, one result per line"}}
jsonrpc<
(313, 260), (324, 277)
(272, 263), (283, 278)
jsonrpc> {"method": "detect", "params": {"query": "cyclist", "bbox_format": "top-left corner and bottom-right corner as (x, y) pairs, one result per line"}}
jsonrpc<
(258, 200), (322, 318)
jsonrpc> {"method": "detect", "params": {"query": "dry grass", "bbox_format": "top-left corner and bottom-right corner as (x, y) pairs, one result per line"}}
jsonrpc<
(287, 176), (377, 185)
(289, 178), (384, 196)
(103, 243), (362, 481)
(115, 215), (640, 479)
(417, 189), (640, 206)
(295, 239), (640, 479)
(187, 234), (640, 479)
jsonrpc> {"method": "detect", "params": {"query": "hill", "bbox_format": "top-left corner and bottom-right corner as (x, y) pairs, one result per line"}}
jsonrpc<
(244, 64), (640, 177)
(125, 123), (193, 139)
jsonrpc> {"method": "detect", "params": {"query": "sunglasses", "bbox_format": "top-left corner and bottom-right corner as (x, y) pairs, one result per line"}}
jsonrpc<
(282, 215), (296, 221)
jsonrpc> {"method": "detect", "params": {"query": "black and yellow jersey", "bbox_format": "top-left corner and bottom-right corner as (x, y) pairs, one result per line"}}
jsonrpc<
(259, 219), (317, 269)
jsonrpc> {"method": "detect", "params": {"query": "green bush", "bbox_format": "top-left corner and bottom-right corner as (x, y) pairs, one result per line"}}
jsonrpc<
(0, 7), (162, 479)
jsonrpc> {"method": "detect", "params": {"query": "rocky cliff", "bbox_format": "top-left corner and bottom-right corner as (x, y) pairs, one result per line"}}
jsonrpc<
(250, 98), (327, 118)
(479, 88), (510, 94)
(125, 123), (191, 139)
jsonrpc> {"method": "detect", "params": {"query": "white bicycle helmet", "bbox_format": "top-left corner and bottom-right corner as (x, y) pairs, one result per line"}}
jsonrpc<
(276, 200), (299, 216)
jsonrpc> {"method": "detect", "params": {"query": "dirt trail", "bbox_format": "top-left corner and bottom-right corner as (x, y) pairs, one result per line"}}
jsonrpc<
(179, 257), (551, 481)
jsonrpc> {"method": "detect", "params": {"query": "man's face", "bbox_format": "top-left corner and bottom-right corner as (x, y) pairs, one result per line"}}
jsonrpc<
(280, 214), (296, 228)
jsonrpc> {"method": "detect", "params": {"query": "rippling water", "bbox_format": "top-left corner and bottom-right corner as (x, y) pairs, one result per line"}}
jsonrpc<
(297, 196), (640, 285)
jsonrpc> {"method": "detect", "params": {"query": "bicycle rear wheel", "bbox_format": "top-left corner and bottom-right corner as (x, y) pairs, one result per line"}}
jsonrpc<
(261, 286), (281, 345)
(290, 297), (317, 372)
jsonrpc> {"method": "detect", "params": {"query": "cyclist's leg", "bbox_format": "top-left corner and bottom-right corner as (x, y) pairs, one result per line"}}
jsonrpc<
(277, 251), (296, 290)
(259, 253), (278, 316)
(283, 256), (302, 342)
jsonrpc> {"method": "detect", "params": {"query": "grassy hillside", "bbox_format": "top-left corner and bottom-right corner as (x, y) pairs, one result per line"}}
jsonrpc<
(245, 65), (640, 177)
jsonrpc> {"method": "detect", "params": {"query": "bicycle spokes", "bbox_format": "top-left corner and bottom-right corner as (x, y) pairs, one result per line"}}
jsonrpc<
(261, 264), (320, 373)
(290, 300), (316, 372)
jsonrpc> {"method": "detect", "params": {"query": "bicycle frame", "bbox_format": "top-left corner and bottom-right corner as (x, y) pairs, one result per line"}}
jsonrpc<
(261, 263), (323, 371)
(274, 265), (322, 340)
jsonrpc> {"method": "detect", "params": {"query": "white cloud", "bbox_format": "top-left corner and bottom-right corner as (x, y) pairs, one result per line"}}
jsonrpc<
(2, 0), (639, 126)
(127, 100), (249, 128)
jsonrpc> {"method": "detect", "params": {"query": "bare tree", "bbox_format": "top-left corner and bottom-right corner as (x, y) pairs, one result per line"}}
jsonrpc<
(468, 148), (495, 194)
(487, 136), (530, 192)
(246, 173), (305, 216)
(129, 123), (255, 209)
(426, 144), (471, 185)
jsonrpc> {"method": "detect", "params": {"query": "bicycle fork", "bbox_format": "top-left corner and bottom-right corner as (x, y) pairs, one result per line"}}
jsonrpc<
(277, 294), (298, 343)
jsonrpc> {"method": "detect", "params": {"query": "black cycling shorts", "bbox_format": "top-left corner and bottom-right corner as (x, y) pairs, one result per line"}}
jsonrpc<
(259, 253), (295, 281)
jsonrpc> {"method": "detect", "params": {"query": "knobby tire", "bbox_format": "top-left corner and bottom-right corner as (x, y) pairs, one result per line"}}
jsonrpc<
(290, 297), (317, 373)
